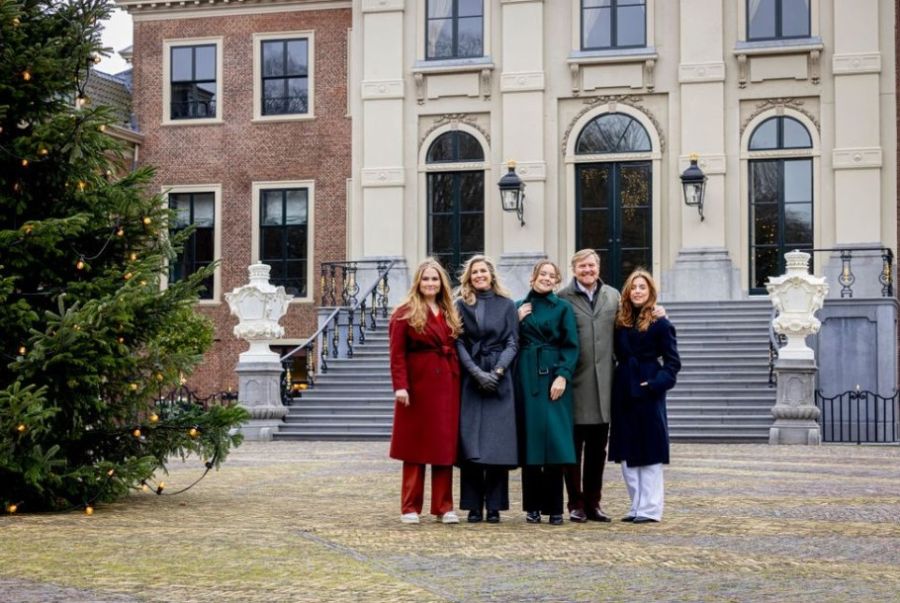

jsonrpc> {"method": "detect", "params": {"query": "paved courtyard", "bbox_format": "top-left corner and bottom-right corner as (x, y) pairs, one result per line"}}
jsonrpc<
(2, 441), (899, 602)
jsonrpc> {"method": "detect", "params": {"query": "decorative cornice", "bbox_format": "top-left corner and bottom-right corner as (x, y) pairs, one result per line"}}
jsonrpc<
(741, 98), (820, 137)
(118, 0), (350, 20)
(419, 113), (491, 148)
(561, 95), (665, 155)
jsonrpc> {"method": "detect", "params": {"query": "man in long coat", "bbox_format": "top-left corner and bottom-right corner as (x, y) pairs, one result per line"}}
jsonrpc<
(557, 249), (618, 523)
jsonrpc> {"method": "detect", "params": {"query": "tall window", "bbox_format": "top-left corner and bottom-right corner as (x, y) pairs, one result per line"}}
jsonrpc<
(426, 131), (485, 281)
(169, 192), (215, 299)
(261, 38), (309, 116)
(170, 44), (217, 120)
(260, 188), (309, 297)
(747, 0), (810, 41)
(749, 116), (813, 292)
(582, 0), (646, 51)
(426, 0), (484, 60)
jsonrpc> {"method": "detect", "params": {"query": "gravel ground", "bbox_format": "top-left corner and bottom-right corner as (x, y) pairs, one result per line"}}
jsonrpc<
(1, 441), (899, 602)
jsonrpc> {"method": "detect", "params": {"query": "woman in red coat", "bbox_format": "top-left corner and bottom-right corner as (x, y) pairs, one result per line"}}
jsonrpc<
(389, 258), (463, 524)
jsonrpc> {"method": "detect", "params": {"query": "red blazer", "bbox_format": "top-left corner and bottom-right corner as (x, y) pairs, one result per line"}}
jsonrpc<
(388, 308), (460, 465)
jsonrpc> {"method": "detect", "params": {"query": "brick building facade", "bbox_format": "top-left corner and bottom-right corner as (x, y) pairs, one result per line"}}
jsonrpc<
(119, 0), (351, 393)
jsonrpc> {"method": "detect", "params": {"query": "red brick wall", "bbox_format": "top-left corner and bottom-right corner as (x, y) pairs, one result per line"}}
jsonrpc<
(132, 8), (350, 394)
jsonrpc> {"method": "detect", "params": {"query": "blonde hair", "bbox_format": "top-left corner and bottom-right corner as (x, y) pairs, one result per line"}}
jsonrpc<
(570, 248), (600, 270)
(393, 258), (462, 337)
(529, 260), (561, 290)
(456, 255), (511, 305)
(615, 269), (658, 332)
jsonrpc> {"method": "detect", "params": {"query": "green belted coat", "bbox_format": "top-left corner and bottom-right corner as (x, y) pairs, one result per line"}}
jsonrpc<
(515, 290), (580, 466)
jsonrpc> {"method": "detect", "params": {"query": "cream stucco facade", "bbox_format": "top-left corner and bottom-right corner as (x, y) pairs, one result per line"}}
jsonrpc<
(350, 0), (896, 300)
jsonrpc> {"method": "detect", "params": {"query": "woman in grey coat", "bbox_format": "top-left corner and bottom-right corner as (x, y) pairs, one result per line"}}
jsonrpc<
(454, 255), (519, 523)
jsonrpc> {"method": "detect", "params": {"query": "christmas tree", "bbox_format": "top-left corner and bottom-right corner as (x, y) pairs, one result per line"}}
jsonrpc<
(0, 0), (248, 513)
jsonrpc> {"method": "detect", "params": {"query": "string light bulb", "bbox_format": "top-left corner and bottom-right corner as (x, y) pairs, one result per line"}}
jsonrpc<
(132, 428), (141, 438)
(123, 272), (133, 281)
(116, 227), (124, 237)
(142, 216), (152, 225)
(6, 504), (18, 514)
(130, 252), (138, 262)
(84, 506), (94, 515)
(188, 427), (199, 438)
(18, 346), (26, 355)
(129, 382), (138, 391)
(38, 147), (48, 156)
(22, 70), (31, 81)
(149, 413), (159, 423)
(156, 483), (165, 495)
(77, 180), (86, 191)
(21, 159), (28, 167)
(12, 17), (20, 26)
(117, 336), (125, 344)
(22, 224), (32, 235)
(99, 124), (107, 133)
(16, 424), (26, 433)
(76, 259), (85, 270)
(141, 482), (149, 492)
(91, 52), (102, 65)
(155, 373), (163, 381)
(107, 469), (115, 477)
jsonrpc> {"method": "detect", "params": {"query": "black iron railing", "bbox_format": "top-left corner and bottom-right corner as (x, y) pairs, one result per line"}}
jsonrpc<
(279, 260), (395, 403)
(156, 384), (239, 411)
(815, 388), (899, 444)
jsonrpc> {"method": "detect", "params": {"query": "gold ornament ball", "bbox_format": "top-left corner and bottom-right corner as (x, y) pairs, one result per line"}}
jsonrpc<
(7, 504), (18, 514)
(149, 413), (159, 423)
(18, 346), (26, 355)
(129, 382), (138, 391)
(132, 428), (141, 438)
(84, 506), (94, 516)
(16, 424), (26, 433)
(142, 216), (152, 225)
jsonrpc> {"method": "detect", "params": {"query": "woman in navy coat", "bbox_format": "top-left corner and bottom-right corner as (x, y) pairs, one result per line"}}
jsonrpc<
(608, 269), (680, 524)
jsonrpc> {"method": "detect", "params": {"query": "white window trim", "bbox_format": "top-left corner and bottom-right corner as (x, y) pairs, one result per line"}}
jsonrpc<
(417, 0), (492, 63)
(251, 180), (316, 304)
(162, 37), (224, 126)
(252, 31), (316, 123)
(160, 184), (223, 304)
(570, 0), (655, 55)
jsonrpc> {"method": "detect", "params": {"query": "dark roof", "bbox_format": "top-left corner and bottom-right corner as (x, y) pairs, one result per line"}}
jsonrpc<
(85, 68), (136, 130)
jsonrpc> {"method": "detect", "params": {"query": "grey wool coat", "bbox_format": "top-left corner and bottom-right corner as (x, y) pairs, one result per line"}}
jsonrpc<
(557, 279), (621, 425)
(455, 292), (520, 467)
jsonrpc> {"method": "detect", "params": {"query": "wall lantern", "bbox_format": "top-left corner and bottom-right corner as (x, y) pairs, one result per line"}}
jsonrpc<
(498, 160), (526, 226)
(680, 153), (707, 222)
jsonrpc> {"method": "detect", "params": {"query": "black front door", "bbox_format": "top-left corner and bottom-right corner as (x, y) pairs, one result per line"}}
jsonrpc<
(576, 162), (652, 290)
(427, 170), (484, 283)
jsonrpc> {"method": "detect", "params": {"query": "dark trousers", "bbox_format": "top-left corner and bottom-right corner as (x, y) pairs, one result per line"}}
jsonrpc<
(563, 423), (610, 512)
(459, 463), (510, 511)
(401, 462), (453, 516)
(521, 465), (564, 515)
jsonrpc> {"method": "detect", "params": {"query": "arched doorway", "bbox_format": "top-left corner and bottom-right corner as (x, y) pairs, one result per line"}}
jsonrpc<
(425, 130), (485, 281)
(574, 112), (652, 289)
(747, 115), (814, 292)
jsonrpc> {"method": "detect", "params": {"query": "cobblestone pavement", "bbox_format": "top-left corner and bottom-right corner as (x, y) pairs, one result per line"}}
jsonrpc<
(2, 441), (899, 602)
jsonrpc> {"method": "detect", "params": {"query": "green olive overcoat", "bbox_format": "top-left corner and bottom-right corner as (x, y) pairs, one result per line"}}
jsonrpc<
(515, 290), (579, 466)
(557, 280), (620, 425)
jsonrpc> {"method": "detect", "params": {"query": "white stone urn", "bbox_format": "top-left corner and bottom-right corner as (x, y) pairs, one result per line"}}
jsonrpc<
(225, 264), (293, 362)
(766, 250), (829, 361)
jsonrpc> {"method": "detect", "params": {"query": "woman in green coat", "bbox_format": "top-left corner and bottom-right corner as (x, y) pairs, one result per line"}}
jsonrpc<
(516, 260), (580, 525)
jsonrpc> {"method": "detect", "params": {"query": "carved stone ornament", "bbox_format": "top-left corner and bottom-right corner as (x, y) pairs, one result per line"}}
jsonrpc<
(420, 113), (491, 148)
(560, 95), (665, 155)
(225, 263), (293, 362)
(766, 250), (829, 361)
(742, 98), (820, 137)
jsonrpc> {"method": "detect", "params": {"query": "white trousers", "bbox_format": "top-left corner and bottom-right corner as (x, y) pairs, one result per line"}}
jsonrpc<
(621, 461), (664, 521)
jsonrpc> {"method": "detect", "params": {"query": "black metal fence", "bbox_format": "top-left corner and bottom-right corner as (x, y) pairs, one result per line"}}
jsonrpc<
(156, 384), (239, 411)
(815, 389), (899, 444)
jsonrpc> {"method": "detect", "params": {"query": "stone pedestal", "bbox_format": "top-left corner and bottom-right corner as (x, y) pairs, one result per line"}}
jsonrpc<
(235, 361), (288, 441)
(662, 247), (741, 301)
(769, 358), (821, 445)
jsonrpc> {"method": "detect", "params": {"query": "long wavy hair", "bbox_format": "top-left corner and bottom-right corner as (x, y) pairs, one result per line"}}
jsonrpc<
(456, 255), (511, 305)
(393, 258), (462, 337)
(615, 269), (658, 332)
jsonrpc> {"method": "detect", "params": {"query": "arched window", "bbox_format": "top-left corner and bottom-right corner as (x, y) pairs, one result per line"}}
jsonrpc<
(426, 131), (485, 281)
(575, 113), (651, 155)
(748, 116), (814, 292)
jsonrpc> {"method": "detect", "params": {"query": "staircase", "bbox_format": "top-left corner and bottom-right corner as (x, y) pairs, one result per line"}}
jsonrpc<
(274, 315), (394, 440)
(274, 299), (776, 442)
(663, 299), (775, 442)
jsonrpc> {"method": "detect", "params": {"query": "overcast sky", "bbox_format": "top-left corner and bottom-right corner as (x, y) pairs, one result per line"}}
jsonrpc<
(99, 8), (133, 74)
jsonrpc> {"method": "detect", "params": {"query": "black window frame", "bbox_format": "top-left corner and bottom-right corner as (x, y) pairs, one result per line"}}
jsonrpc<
(168, 192), (215, 300)
(581, 0), (647, 52)
(259, 188), (309, 298)
(260, 37), (310, 116)
(169, 44), (217, 120)
(425, 0), (485, 61)
(746, 0), (811, 42)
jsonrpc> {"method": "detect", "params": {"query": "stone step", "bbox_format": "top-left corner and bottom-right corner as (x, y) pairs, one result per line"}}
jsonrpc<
(273, 430), (391, 441)
(284, 413), (393, 423)
(668, 431), (769, 443)
(667, 414), (773, 424)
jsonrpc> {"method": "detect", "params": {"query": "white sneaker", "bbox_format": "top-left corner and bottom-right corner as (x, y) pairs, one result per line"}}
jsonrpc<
(440, 510), (460, 524)
(400, 512), (420, 524)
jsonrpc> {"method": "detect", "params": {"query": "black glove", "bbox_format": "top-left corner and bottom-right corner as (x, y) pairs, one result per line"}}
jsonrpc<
(472, 369), (499, 392)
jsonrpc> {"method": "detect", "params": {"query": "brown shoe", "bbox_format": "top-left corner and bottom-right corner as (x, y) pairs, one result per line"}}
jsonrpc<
(568, 508), (588, 523)
(586, 507), (612, 522)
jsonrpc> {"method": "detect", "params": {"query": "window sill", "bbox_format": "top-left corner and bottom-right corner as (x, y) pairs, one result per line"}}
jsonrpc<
(161, 117), (224, 127)
(197, 299), (222, 306)
(251, 113), (315, 124)
(412, 56), (495, 75)
(567, 47), (658, 65)
(733, 37), (823, 88)
(567, 48), (659, 93)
